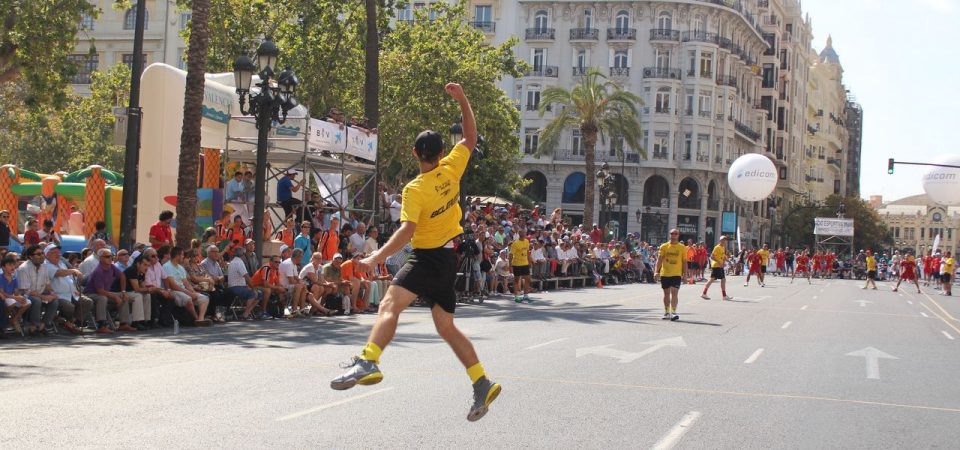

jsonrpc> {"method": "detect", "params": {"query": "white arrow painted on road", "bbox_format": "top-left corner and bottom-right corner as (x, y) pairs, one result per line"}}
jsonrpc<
(577, 337), (686, 363)
(854, 300), (873, 307)
(846, 347), (898, 380)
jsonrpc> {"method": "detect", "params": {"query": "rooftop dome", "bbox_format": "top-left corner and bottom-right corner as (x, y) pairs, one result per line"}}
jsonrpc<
(819, 35), (840, 64)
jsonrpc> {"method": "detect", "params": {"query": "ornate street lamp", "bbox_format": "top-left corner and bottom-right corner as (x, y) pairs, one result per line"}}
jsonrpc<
(596, 162), (617, 240)
(233, 38), (300, 260)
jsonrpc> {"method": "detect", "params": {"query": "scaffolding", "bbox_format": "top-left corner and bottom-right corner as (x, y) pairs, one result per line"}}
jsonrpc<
(223, 114), (377, 232)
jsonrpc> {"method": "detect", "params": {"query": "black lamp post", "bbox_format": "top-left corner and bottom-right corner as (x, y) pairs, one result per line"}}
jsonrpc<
(596, 162), (617, 241)
(233, 38), (300, 260)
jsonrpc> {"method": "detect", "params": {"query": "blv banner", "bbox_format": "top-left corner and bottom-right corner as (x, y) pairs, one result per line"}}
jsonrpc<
(308, 119), (377, 162)
(814, 218), (854, 236)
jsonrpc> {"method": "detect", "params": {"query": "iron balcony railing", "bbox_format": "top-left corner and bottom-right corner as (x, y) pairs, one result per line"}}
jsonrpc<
(649, 28), (680, 41)
(525, 28), (555, 40)
(735, 120), (761, 141)
(642, 66), (682, 80)
(609, 67), (630, 77)
(468, 21), (495, 33)
(569, 28), (599, 40)
(717, 75), (738, 88)
(682, 31), (719, 44)
(607, 28), (637, 40)
(524, 65), (559, 78)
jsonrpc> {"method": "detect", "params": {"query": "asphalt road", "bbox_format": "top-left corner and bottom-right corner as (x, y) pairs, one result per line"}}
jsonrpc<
(2, 274), (959, 449)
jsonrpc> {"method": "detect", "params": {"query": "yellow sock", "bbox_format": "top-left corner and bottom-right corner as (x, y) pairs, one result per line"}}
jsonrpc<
(467, 362), (486, 383)
(360, 342), (382, 363)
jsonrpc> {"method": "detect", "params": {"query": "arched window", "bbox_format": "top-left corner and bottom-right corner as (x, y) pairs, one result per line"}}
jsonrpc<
(522, 171), (548, 203)
(562, 172), (586, 203)
(693, 14), (706, 33)
(643, 176), (670, 207)
(614, 50), (628, 68)
(534, 10), (549, 31)
(615, 10), (630, 32)
(124, 7), (149, 30)
(678, 177), (700, 209)
(657, 11), (672, 30)
(582, 9), (593, 29)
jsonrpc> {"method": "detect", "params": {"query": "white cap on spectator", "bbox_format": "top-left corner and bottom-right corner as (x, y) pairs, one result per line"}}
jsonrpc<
(332, 253), (344, 260)
(286, 168), (298, 175)
(279, 244), (289, 254)
(131, 250), (142, 260)
(43, 243), (60, 256)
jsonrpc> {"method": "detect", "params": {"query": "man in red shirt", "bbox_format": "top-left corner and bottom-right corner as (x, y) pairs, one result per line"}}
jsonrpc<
(791, 250), (812, 284)
(149, 210), (174, 249)
(744, 249), (762, 287)
(589, 224), (602, 244)
(893, 253), (921, 293)
(775, 249), (785, 276)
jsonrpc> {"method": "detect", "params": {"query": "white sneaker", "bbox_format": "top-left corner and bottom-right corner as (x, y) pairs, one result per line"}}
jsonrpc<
(700, 294), (710, 300)
(744, 282), (749, 287)
(761, 283), (765, 287)
(662, 313), (672, 320)
(723, 296), (734, 301)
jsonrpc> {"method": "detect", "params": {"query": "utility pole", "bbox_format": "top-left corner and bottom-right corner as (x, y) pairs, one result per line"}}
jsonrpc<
(119, 0), (147, 250)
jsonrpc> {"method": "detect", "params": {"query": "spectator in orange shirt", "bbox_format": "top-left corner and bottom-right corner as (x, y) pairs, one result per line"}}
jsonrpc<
(319, 217), (341, 261)
(250, 256), (285, 320)
(339, 253), (370, 312)
(274, 216), (296, 247)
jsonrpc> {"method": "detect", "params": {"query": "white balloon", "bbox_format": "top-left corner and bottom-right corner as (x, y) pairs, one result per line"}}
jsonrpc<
(922, 154), (960, 206)
(727, 154), (778, 202)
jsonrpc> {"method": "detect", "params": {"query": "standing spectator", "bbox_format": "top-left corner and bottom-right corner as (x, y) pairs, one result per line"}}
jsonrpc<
(88, 221), (110, 249)
(162, 247), (211, 325)
(17, 244), (58, 335)
(242, 239), (260, 275)
(149, 211), (175, 250)
(293, 221), (314, 266)
(226, 247), (260, 320)
(2, 256), (31, 335)
(589, 224), (602, 244)
(278, 169), (305, 219)
(83, 248), (138, 332)
(225, 171), (250, 225)
(318, 217), (340, 262)
(23, 219), (41, 246)
(39, 220), (62, 246)
(0, 210), (23, 250)
(350, 223), (367, 255)
(280, 247), (307, 318)
(121, 255), (153, 330)
(43, 244), (90, 334)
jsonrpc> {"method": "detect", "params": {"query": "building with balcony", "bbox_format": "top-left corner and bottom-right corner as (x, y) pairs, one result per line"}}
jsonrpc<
(69, 1), (188, 95)
(466, 0), (778, 246)
(876, 194), (960, 256)
(802, 36), (849, 203)
(845, 96), (863, 197)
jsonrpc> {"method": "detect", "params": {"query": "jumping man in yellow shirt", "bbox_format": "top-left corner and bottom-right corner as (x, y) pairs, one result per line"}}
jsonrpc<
(701, 235), (733, 301)
(330, 83), (501, 422)
(655, 228), (689, 321)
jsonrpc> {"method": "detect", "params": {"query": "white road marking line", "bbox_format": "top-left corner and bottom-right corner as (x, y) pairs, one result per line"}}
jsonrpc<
(908, 300), (914, 305)
(744, 348), (765, 364)
(943, 331), (955, 340)
(898, 293), (903, 297)
(277, 388), (393, 421)
(525, 337), (569, 350)
(651, 411), (702, 450)
(781, 321), (793, 330)
(812, 296), (818, 300)
(801, 305), (808, 310)
(921, 312), (930, 318)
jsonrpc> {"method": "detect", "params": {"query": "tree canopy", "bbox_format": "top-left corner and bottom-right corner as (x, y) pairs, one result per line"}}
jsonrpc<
(781, 195), (893, 253)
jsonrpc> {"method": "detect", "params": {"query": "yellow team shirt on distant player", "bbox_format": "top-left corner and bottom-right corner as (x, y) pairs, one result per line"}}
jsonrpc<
(757, 249), (770, 265)
(942, 257), (955, 274)
(400, 143), (470, 249)
(711, 244), (726, 269)
(658, 242), (687, 277)
(866, 256), (877, 271)
(510, 239), (530, 267)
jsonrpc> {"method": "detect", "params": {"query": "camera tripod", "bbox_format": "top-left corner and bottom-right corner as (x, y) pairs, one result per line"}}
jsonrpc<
(455, 253), (486, 304)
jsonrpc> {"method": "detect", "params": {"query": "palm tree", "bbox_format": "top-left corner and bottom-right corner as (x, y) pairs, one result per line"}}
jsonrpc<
(537, 68), (644, 226)
(175, 0), (212, 248)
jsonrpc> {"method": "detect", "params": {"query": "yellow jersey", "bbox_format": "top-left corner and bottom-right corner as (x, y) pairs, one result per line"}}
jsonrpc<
(943, 257), (955, 274)
(711, 244), (726, 269)
(757, 249), (770, 265)
(400, 143), (470, 249)
(658, 242), (687, 277)
(510, 239), (530, 267)
(866, 256), (877, 271)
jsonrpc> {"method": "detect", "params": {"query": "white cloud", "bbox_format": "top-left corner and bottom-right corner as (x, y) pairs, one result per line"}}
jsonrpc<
(917, 0), (957, 14)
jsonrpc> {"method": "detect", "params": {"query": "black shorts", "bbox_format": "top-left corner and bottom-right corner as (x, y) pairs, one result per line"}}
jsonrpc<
(760, 266), (767, 273)
(867, 270), (877, 280)
(512, 265), (530, 277)
(393, 247), (457, 314)
(942, 273), (952, 283)
(660, 276), (682, 290)
(688, 262), (699, 270)
(933, 272), (941, 281)
(711, 268), (725, 280)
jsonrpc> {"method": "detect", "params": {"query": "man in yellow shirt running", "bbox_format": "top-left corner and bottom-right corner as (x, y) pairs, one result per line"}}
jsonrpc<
(510, 229), (533, 303)
(330, 83), (501, 422)
(862, 250), (878, 290)
(655, 228), (689, 321)
(756, 244), (770, 287)
(940, 251), (954, 296)
(701, 235), (733, 301)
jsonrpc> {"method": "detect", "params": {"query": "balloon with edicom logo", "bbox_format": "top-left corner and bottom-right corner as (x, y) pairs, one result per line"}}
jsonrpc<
(921, 154), (960, 206)
(727, 154), (778, 202)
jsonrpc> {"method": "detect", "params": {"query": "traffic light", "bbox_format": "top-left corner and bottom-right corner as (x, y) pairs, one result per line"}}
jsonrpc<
(887, 158), (895, 174)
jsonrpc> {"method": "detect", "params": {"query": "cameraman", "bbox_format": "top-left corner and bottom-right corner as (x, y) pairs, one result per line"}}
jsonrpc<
(457, 228), (482, 294)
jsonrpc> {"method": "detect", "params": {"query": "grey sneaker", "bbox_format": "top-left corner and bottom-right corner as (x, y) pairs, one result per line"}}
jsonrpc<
(330, 357), (383, 390)
(468, 376), (502, 422)
(670, 313), (680, 321)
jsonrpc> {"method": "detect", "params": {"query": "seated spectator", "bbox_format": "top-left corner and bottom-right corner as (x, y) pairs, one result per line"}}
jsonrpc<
(339, 253), (370, 312)
(83, 248), (138, 333)
(39, 220), (62, 246)
(250, 255), (285, 320)
(184, 248), (222, 322)
(78, 239), (107, 280)
(530, 239), (548, 279)
(278, 246), (308, 318)
(200, 245), (228, 322)
(114, 249), (133, 271)
(226, 247), (259, 320)
(162, 247), (211, 325)
(23, 219), (41, 246)
(17, 244), (58, 335)
(491, 250), (514, 295)
(122, 255), (153, 330)
(43, 243), (91, 335)
(298, 252), (335, 316)
(141, 247), (174, 327)
(321, 254), (353, 314)
(293, 221), (313, 266)
(274, 216), (296, 247)
(1, 256), (31, 336)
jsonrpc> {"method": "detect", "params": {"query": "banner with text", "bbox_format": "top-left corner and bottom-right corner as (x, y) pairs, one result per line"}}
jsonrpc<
(814, 218), (854, 236)
(308, 119), (377, 161)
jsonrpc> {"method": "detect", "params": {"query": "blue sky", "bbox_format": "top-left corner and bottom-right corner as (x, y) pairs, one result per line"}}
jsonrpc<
(801, 0), (958, 202)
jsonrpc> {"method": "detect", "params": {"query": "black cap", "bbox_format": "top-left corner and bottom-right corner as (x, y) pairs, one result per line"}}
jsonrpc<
(414, 130), (444, 161)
